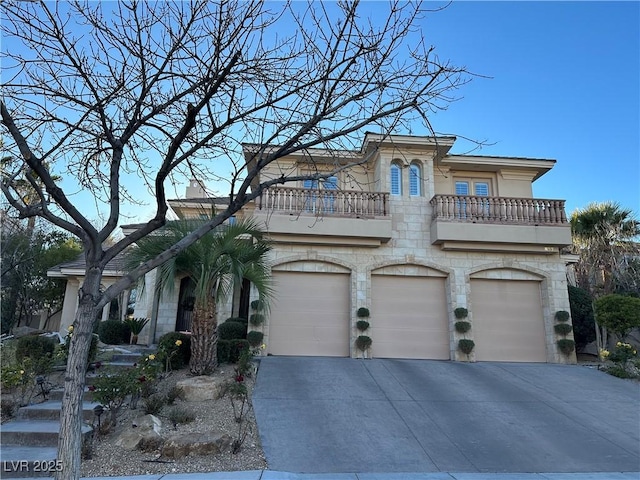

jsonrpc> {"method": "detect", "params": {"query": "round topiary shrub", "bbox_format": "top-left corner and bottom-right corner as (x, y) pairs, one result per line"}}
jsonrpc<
(555, 310), (570, 323)
(554, 323), (573, 336)
(458, 339), (475, 355)
(250, 299), (265, 311)
(356, 320), (370, 331)
(157, 332), (191, 369)
(15, 335), (57, 362)
(218, 321), (247, 340)
(454, 307), (469, 319)
(557, 339), (576, 355)
(249, 313), (265, 326)
(217, 340), (231, 364)
(97, 320), (131, 345)
(355, 335), (372, 350)
(454, 321), (471, 334)
(356, 307), (370, 318)
(247, 330), (264, 347)
(226, 316), (248, 324)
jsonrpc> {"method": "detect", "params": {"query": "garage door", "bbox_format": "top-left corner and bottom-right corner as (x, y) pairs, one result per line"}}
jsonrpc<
(268, 271), (350, 356)
(470, 279), (547, 362)
(371, 275), (449, 359)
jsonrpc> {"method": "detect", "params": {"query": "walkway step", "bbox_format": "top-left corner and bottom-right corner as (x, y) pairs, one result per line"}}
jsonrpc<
(48, 387), (95, 402)
(0, 420), (92, 447)
(0, 446), (58, 478)
(17, 400), (101, 422)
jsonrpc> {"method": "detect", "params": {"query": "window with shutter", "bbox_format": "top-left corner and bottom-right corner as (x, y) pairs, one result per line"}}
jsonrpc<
(390, 163), (402, 195)
(409, 163), (421, 196)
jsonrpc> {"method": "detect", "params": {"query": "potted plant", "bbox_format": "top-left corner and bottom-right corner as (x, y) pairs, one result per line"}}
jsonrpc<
(123, 317), (149, 345)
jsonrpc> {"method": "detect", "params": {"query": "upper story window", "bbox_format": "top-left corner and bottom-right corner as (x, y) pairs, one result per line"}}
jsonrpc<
(455, 180), (490, 196)
(409, 162), (422, 196)
(390, 162), (402, 195)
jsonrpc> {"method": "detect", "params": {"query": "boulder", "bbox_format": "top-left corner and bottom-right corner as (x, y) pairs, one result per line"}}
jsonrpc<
(115, 414), (163, 451)
(161, 431), (232, 459)
(176, 376), (225, 402)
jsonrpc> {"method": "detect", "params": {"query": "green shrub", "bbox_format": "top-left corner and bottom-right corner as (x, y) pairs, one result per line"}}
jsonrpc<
(229, 340), (250, 363)
(167, 406), (195, 426)
(604, 364), (635, 379)
(123, 317), (149, 336)
(15, 336), (56, 375)
(15, 335), (57, 363)
(454, 321), (471, 334)
(555, 310), (570, 322)
(454, 307), (469, 319)
(226, 316), (248, 324)
(143, 394), (165, 415)
(157, 332), (191, 370)
(554, 323), (573, 336)
(594, 294), (640, 339)
(166, 386), (185, 405)
(568, 286), (595, 351)
(217, 340), (231, 364)
(98, 320), (131, 345)
(247, 331), (264, 347)
(458, 339), (475, 355)
(249, 313), (265, 326)
(356, 320), (370, 331)
(218, 321), (247, 340)
(250, 299), (265, 311)
(355, 335), (372, 350)
(609, 342), (638, 364)
(557, 339), (576, 355)
(356, 307), (370, 318)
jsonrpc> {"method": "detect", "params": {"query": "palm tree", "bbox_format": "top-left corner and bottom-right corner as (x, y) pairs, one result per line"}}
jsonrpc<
(571, 201), (639, 295)
(570, 201), (640, 350)
(126, 218), (272, 375)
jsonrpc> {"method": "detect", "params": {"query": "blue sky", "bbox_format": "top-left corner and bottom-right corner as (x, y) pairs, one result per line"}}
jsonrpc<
(416, 1), (639, 217)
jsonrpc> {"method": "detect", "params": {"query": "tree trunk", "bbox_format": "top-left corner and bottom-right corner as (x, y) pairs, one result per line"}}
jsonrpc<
(55, 268), (102, 480)
(189, 300), (218, 375)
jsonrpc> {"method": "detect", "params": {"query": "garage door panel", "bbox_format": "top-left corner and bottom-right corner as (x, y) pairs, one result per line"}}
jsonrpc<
(471, 279), (546, 362)
(371, 275), (449, 360)
(269, 271), (350, 357)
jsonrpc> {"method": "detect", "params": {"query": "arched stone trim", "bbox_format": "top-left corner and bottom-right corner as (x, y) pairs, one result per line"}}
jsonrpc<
(369, 259), (452, 278)
(271, 254), (355, 274)
(468, 263), (547, 281)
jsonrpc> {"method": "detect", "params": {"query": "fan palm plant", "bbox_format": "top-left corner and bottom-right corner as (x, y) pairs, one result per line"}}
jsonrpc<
(126, 218), (272, 375)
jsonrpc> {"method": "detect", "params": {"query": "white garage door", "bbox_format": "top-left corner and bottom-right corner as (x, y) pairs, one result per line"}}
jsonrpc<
(371, 275), (450, 360)
(471, 279), (547, 362)
(268, 271), (350, 356)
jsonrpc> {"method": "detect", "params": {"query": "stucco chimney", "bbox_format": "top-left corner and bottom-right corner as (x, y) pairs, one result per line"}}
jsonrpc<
(185, 179), (206, 199)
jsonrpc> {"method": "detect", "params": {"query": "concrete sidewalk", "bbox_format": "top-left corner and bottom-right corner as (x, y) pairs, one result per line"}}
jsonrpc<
(17, 471), (640, 480)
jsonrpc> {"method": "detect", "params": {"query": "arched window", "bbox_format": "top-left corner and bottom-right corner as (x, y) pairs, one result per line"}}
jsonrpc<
(409, 162), (421, 196)
(390, 162), (402, 195)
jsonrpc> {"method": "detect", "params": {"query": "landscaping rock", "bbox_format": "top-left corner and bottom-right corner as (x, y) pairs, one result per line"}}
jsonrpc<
(176, 376), (225, 402)
(114, 414), (163, 451)
(161, 431), (232, 459)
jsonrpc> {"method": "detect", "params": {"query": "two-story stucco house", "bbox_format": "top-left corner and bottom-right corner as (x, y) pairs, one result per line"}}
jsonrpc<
(51, 133), (575, 363)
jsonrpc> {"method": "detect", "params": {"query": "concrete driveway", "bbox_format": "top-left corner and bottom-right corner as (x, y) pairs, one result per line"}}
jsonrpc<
(252, 357), (640, 474)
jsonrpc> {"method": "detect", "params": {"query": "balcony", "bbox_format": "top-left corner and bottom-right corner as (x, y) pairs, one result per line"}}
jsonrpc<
(429, 195), (572, 253)
(255, 187), (392, 246)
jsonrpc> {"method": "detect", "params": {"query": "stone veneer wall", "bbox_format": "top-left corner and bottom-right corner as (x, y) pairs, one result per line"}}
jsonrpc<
(260, 190), (574, 364)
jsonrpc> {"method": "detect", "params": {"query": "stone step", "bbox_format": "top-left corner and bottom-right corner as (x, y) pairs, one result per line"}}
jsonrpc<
(0, 420), (93, 447)
(47, 387), (96, 402)
(17, 400), (101, 422)
(110, 352), (152, 363)
(0, 446), (58, 478)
